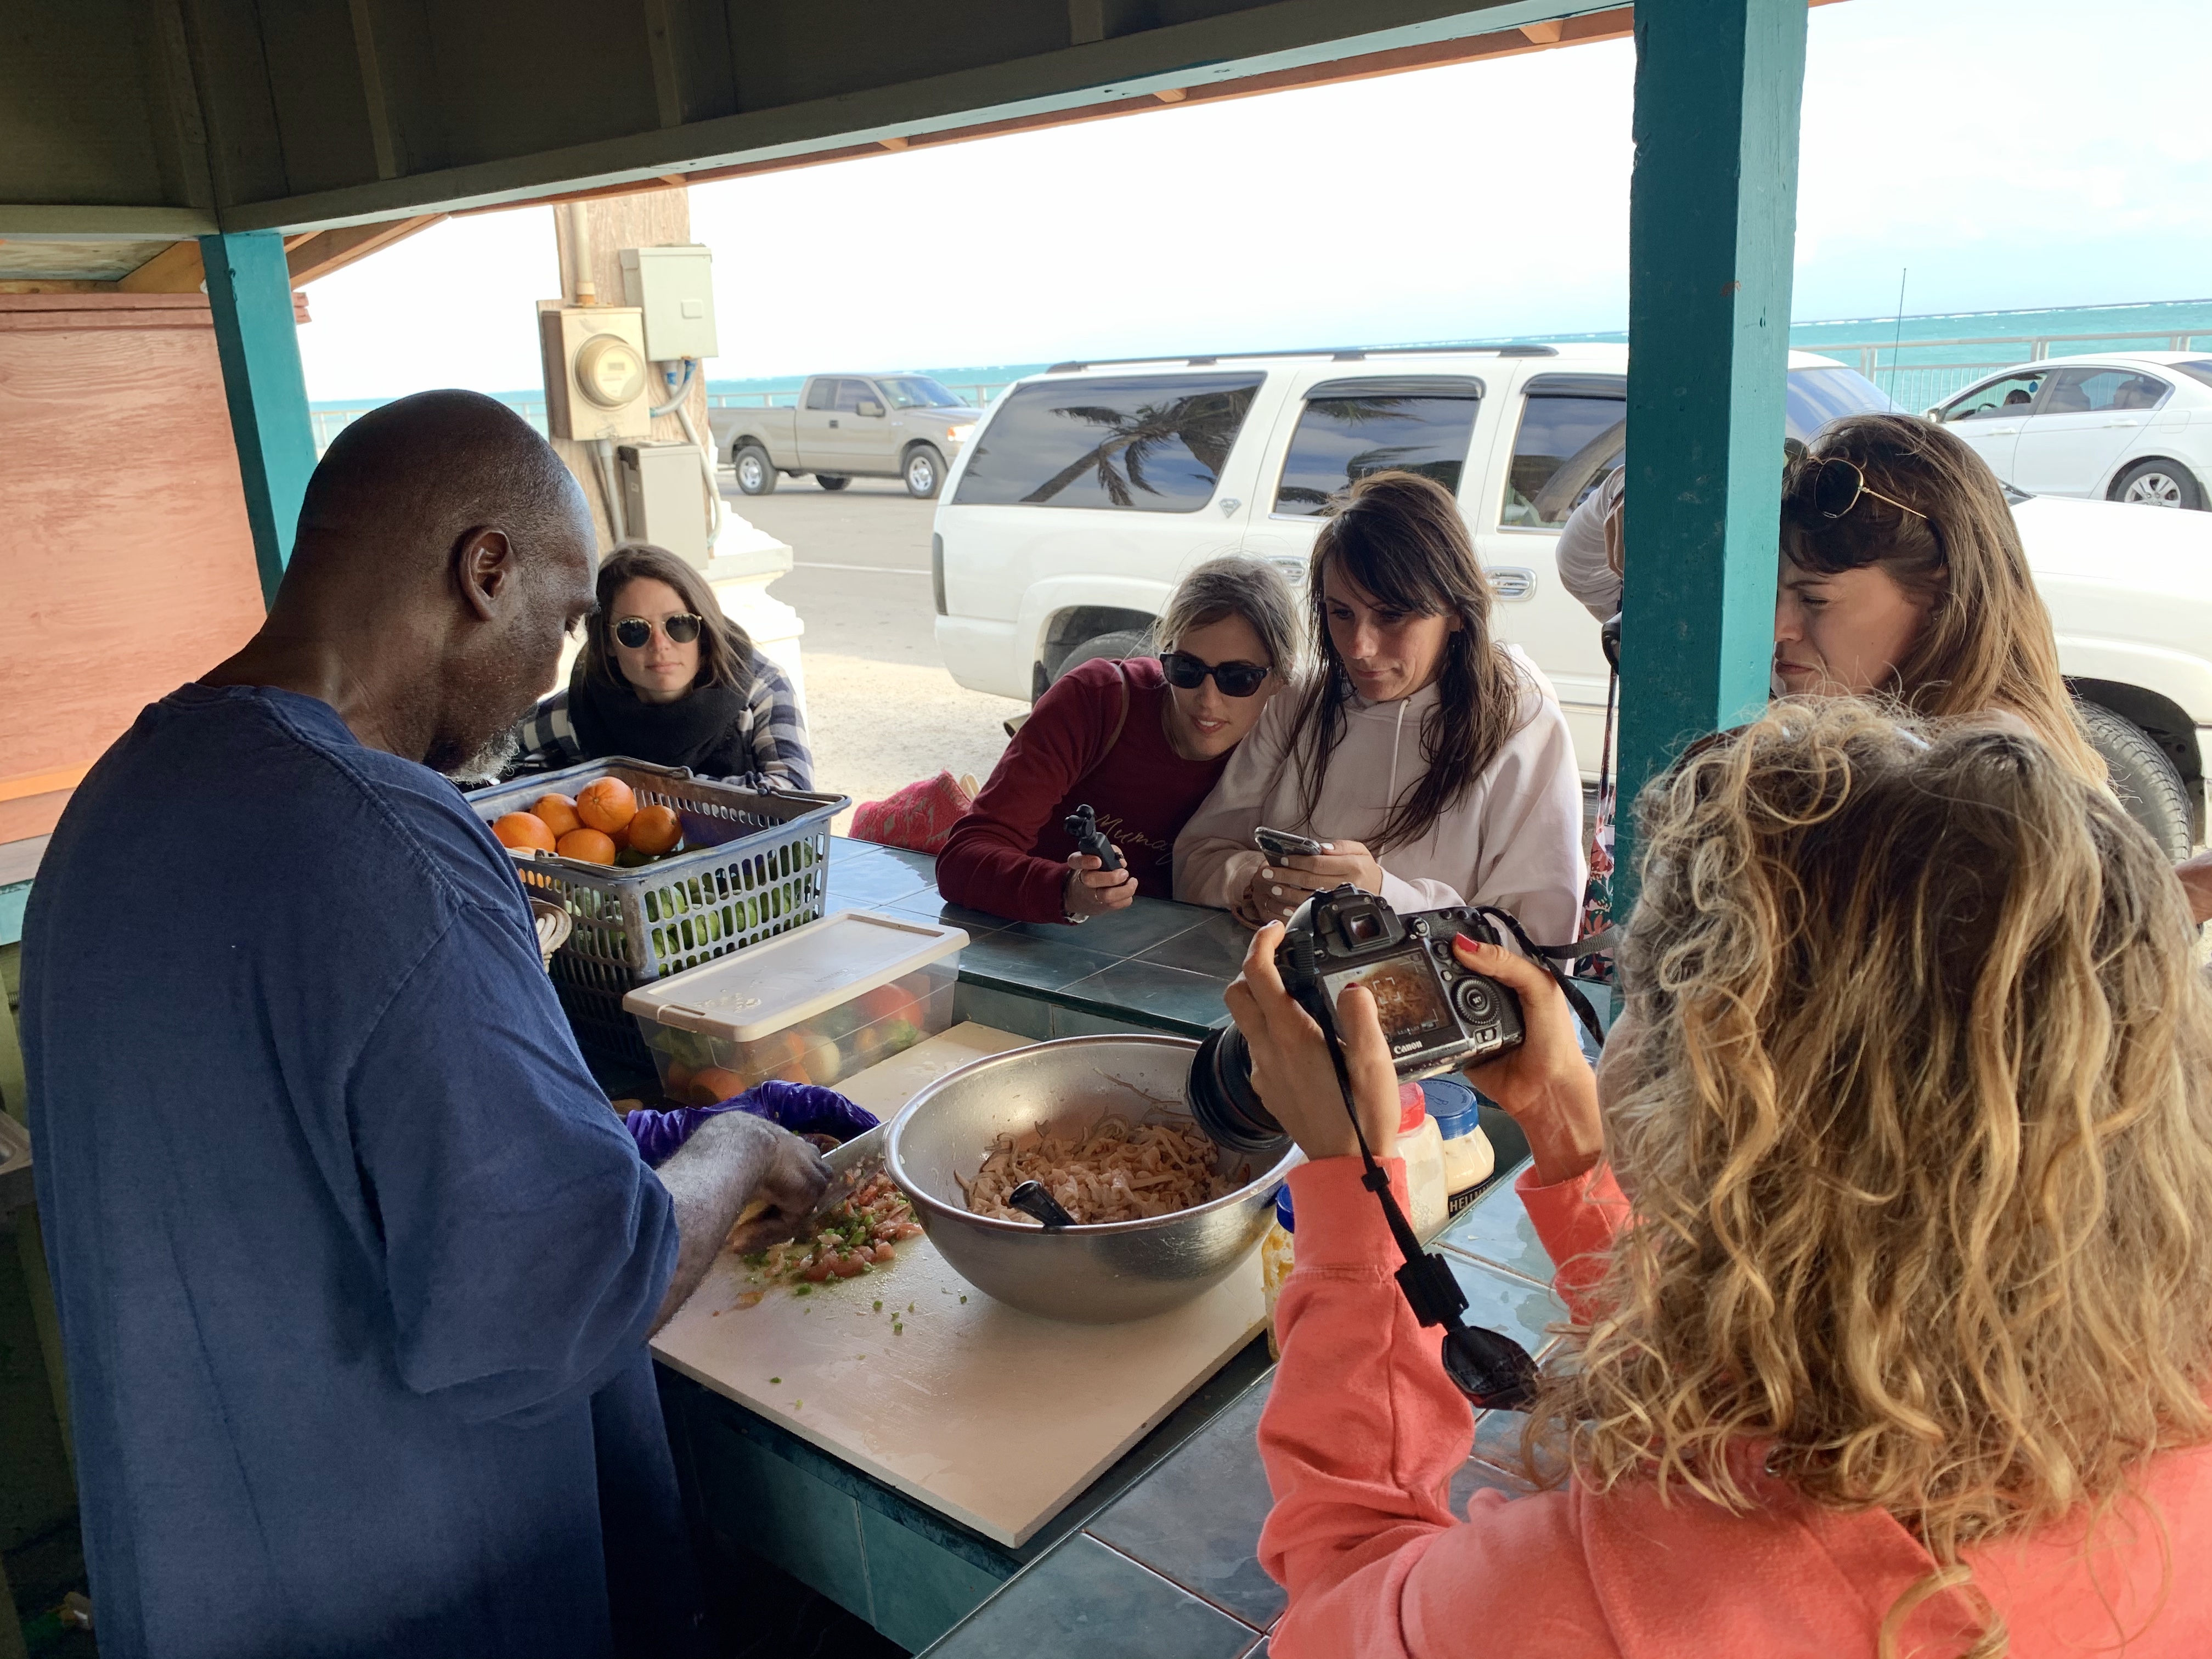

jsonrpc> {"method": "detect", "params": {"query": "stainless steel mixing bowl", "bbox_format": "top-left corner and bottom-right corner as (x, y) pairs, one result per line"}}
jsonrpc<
(885, 1034), (1301, 1324)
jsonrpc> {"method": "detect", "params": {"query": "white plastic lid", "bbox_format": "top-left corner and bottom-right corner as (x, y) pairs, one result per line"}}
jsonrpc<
(622, 910), (968, 1040)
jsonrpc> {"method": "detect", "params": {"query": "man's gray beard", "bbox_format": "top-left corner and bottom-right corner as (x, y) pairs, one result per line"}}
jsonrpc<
(441, 726), (521, 784)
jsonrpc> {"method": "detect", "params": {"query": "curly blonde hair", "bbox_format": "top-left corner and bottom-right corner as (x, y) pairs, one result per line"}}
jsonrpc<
(1531, 699), (2212, 1655)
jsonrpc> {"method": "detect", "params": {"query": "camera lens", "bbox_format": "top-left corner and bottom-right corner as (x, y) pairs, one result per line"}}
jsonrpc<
(1186, 1027), (1292, 1155)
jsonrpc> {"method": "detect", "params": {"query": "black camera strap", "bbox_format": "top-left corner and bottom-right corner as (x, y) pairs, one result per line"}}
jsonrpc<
(1470, 907), (1609, 1051)
(1314, 1022), (1539, 1412)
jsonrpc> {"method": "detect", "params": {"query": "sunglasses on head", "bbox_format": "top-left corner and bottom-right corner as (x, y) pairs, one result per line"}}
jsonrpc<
(1159, 651), (1271, 698)
(1788, 456), (1926, 526)
(612, 613), (703, 650)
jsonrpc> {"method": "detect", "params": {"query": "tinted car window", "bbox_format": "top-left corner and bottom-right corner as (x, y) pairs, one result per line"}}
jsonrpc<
(1942, 371), (2046, 421)
(1503, 395), (1623, 526)
(2175, 360), (2212, 392)
(1273, 377), (1483, 516)
(2040, 366), (2170, 415)
(879, 376), (961, 409)
(1784, 366), (1897, 438)
(835, 379), (877, 413)
(953, 374), (1263, 511)
(805, 379), (837, 411)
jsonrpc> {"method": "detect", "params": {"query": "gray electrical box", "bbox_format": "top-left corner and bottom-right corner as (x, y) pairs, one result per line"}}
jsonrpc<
(619, 245), (718, 362)
(618, 441), (711, 566)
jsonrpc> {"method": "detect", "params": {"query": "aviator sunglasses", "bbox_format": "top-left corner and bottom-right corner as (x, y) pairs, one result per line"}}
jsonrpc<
(1788, 455), (1927, 526)
(1160, 651), (1271, 697)
(612, 613), (704, 649)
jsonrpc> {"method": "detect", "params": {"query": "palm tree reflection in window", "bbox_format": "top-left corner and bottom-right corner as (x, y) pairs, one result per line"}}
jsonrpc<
(1275, 397), (1474, 515)
(1019, 387), (1257, 507)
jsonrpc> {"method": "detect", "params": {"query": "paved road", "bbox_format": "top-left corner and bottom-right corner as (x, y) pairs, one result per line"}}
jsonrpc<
(722, 475), (1016, 828)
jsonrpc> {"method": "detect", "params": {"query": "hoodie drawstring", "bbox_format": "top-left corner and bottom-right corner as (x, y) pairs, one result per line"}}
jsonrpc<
(1386, 698), (1408, 814)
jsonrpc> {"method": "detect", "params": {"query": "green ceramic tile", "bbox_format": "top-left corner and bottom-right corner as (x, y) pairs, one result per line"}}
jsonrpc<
(882, 891), (1015, 936)
(1442, 1254), (1568, 1358)
(867, 842), (943, 879)
(953, 982), (1055, 1040)
(691, 1413), (873, 1623)
(1049, 1004), (1164, 1039)
(1055, 960), (1230, 1035)
(1448, 1447), (1537, 1508)
(1087, 1376), (1284, 1630)
(923, 1533), (1258, 1659)
(825, 854), (939, 910)
(861, 1505), (1006, 1654)
(1003, 895), (1213, 959)
(1135, 909), (1258, 979)
(957, 929), (1124, 992)
(1437, 1176), (1554, 1286)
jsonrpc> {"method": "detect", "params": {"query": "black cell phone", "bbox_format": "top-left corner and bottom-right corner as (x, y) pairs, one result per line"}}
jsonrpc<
(1254, 825), (1325, 862)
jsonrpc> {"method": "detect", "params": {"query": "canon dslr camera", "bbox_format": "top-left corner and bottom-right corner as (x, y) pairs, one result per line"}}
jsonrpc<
(1189, 885), (1524, 1152)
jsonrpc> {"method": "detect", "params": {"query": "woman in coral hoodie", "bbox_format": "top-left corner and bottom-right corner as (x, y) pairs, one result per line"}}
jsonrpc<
(1226, 698), (2212, 1658)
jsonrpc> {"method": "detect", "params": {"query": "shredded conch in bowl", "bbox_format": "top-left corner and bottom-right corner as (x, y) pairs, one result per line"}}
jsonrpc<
(956, 1115), (1239, 1224)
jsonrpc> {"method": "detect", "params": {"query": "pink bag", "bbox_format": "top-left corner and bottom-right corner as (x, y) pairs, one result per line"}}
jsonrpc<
(850, 770), (977, 855)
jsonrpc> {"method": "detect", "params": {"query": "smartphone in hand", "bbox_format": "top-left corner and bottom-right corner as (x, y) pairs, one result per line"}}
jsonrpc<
(1254, 825), (1325, 862)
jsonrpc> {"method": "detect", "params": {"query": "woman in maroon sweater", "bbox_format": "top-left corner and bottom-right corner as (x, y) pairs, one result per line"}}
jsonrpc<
(938, 557), (1300, 924)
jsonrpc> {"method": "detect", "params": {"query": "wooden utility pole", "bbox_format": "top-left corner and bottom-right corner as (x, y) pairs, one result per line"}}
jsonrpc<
(548, 186), (714, 550)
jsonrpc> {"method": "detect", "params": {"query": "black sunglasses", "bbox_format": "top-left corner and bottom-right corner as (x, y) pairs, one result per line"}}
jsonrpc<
(612, 613), (703, 649)
(1787, 456), (1926, 526)
(1160, 651), (1271, 698)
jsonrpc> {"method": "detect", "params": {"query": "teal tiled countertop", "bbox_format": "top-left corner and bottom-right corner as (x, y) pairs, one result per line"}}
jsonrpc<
(917, 1163), (1571, 1657)
(822, 838), (1251, 1041)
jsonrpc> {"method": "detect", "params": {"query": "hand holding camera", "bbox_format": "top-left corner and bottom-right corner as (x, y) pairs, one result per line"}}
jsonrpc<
(1220, 924), (1401, 1161)
(1062, 803), (1135, 919)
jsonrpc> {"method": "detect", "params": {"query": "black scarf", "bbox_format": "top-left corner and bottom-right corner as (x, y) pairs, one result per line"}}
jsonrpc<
(567, 659), (753, 777)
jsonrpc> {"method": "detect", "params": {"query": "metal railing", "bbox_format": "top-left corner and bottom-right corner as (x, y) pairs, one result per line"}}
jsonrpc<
(703, 382), (1011, 411)
(1812, 328), (2209, 413)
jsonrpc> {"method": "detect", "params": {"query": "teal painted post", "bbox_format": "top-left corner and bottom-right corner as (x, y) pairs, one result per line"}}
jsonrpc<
(200, 231), (317, 606)
(1614, 0), (1808, 898)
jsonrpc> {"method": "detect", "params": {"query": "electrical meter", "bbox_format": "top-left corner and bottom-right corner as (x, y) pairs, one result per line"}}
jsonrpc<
(538, 302), (652, 439)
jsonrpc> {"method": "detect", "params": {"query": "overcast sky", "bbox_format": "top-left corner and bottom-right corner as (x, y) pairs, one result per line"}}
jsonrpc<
(297, 0), (2211, 401)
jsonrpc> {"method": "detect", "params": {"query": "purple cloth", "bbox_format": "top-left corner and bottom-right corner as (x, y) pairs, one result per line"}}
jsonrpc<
(625, 1079), (878, 1166)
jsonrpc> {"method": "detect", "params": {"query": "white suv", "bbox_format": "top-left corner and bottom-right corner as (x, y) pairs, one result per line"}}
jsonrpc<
(932, 343), (2212, 854)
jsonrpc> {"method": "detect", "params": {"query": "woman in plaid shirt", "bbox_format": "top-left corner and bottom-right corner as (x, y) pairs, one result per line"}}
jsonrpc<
(513, 541), (812, 788)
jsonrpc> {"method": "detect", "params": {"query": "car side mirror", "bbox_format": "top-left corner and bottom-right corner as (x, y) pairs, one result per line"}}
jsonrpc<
(857, 399), (885, 418)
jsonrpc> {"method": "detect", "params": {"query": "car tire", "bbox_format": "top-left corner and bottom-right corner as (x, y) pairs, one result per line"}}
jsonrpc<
(2111, 459), (2205, 511)
(1056, 629), (1151, 682)
(904, 446), (946, 499)
(2079, 701), (2193, 860)
(817, 475), (851, 492)
(733, 445), (777, 496)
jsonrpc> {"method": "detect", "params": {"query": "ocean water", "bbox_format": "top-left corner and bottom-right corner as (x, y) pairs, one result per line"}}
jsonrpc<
(686, 297), (2211, 411)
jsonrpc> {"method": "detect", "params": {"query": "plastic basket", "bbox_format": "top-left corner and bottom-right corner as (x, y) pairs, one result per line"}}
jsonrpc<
(468, 758), (849, 1068)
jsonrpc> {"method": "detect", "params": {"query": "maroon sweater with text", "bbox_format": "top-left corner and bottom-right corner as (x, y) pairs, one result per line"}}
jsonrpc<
(936, 656), (1232, 924)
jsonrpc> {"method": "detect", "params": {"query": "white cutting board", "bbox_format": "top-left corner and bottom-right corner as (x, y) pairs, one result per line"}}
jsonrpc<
(651, 1022), (1268, 1548)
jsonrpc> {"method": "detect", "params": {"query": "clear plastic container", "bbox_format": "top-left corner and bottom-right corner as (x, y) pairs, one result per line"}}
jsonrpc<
(1395, 1083), (1449, 1242)
(1262, 1186), (1296, 1361)
(622, 911), (967, 1102)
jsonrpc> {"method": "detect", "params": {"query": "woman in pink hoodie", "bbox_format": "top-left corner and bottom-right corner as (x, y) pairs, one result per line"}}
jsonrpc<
(1228, 698), (2212, 1658)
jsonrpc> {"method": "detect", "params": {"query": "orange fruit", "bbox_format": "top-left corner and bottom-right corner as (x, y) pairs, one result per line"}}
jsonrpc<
(859, 984), (922, 1027)
(687, 1066), (748, 1105)
(575, 777), (637, 834)
(555, 827), (617, 865)
(607, 818), (631, 851)
(493, 811), (556, 853)
(532, 794), (582, 837)
(629, 803), (682, 855)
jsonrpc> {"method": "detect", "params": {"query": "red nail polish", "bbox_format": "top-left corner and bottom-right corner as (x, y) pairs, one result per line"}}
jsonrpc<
(1453, 933), (1484, 952)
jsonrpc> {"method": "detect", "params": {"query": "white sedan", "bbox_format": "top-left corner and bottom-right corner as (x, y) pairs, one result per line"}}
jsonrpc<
(1928, 351), (2212, 510)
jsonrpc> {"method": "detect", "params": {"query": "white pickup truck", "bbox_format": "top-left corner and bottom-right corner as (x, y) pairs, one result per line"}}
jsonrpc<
(710, 373), (980, 499)
(931, 343), (2212, 856)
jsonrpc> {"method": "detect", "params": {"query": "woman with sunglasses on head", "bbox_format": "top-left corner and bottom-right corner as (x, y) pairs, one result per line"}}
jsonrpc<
(515, 541), (812, 787)
(935, 556), (1299, 925)
(1775, 413), (2105, 783)
(1230, 699), (2212, 1659)
(1177, 471), (1585, 945)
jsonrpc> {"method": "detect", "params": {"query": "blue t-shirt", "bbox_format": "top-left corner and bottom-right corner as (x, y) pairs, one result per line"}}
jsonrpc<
(24, 686), (683, 1659)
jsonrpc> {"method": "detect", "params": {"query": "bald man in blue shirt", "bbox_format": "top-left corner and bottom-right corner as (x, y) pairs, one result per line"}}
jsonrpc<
(23, 391), (825, 1659)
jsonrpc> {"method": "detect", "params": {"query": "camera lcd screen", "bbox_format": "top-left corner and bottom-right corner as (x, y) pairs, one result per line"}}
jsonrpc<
(1322, 958), (1452, 1049)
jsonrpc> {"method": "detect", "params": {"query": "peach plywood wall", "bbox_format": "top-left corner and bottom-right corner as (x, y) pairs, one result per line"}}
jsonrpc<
(0, 294), (265, 843)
